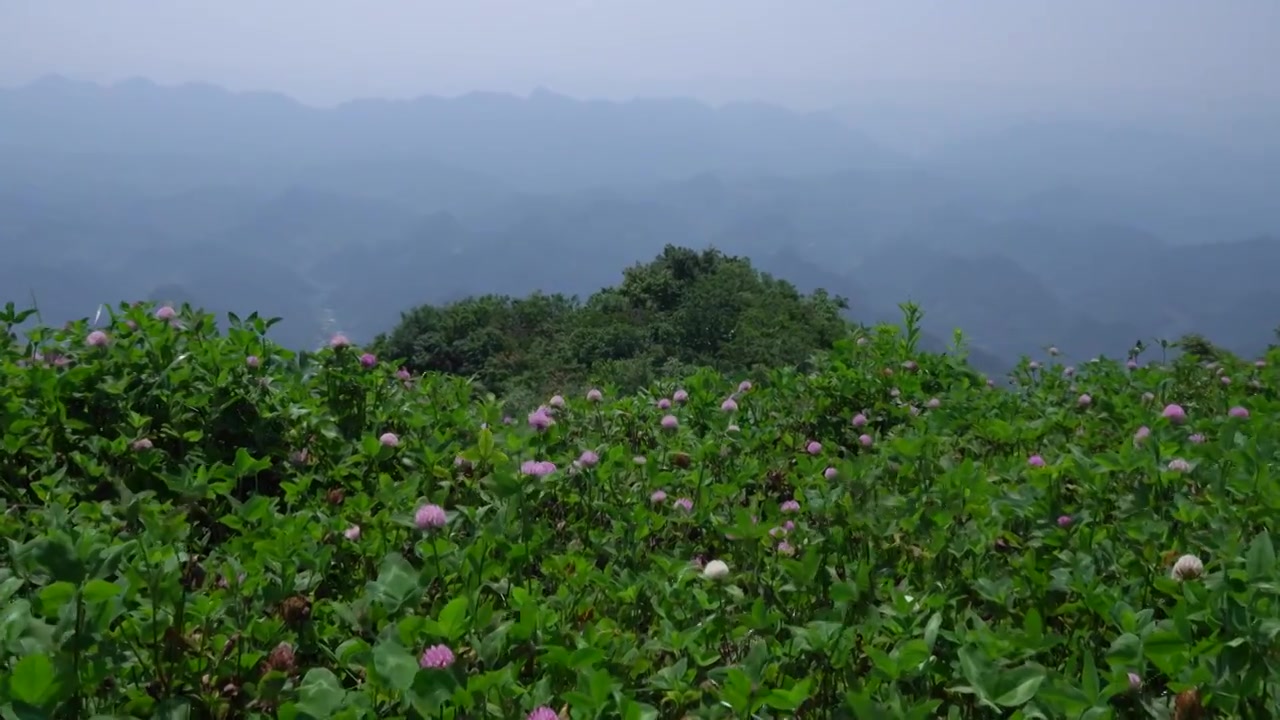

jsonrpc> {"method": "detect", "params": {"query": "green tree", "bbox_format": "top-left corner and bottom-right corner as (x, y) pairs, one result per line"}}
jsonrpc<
(1174, 333), (1232, 363)
(376, 245), (851, 398)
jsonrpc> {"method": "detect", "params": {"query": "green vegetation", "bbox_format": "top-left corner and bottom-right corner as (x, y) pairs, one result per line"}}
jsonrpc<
(1, 280), (1278, 718)
(375, 245), (850, 402)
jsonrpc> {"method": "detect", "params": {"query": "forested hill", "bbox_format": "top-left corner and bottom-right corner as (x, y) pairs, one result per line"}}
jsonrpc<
(373, 245), (857, 401)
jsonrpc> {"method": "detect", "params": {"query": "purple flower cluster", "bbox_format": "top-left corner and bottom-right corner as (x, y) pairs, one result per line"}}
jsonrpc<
(521, 460), (557, 476)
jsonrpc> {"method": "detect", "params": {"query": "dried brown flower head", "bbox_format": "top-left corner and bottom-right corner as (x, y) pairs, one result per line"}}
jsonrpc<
(280, 595), (312, 626)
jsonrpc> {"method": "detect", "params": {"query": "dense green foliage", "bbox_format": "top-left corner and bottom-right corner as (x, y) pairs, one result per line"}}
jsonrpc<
(375, 245), (850, 401)
(2, 295), (1279, 719)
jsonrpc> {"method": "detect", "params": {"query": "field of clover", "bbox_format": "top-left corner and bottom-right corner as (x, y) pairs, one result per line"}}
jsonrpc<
(1, 300), (1279, 720)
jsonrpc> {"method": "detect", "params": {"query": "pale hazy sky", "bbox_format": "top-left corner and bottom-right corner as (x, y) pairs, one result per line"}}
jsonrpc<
(2, 0), (1278, 113)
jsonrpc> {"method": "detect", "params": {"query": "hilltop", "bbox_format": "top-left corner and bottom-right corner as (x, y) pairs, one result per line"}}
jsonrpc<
(373, 245), (855, 401)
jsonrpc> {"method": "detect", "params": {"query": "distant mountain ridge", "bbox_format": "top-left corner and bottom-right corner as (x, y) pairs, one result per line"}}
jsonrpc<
(1, 75), (1278, 366)
(0, 75), (905, 195)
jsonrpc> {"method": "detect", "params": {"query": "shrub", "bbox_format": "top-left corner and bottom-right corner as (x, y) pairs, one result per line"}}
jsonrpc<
(1, 300), (1278, 717)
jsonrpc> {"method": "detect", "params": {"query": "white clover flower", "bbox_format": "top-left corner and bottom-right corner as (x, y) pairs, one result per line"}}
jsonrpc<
(702, 559), (730, 580)
(1171, 554), (1204, 581)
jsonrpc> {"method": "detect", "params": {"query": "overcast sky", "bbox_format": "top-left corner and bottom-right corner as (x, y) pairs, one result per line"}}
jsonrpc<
(2, 0), (1278, 114)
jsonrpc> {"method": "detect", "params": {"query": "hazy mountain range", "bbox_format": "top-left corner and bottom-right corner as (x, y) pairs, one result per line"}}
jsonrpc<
(2, 75), (1278, 370)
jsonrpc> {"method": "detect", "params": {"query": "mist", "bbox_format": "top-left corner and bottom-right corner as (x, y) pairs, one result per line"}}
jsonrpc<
(4, 1), (1279, 148)
(2, 1), (1279, 369)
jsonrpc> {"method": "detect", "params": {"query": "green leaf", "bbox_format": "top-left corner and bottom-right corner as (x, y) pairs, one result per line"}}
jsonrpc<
(334, 638), (372, 665)
(587, 667), (616, 703)
(372, 641), (419, 693)
(408, 668), (459, 717)
(31, 538), (86, 584)
(436, 596), (469, 641)
(720, 667), (754, 714)
(763, 678), (812, 710)
(1105, 632), (1142, 668)
(993, 666), (1045, 707)
(743, 639), (770, 683)
(923, 612), (942, 650)
(1143, 629), (1186, 675)
(0, 577), (24, 603)
(1081, 652), (1099, 701)
(81, 579), (122, 604)
(1247, 531), (1275, 580)
(4, 702), (50, 717)
(619, 698), (660, 720)
(956, 646), (991, 696)
(232, 447), (270, 478)
(1023, 607), (1043, 641)
(563, 691), (598, 713)
(10, 653), (56, 706)
(845, 689), (888, 718)
(296, 668), (346, 719)
(153, 698), (196, 720)
(1034, 679), (1091, 716)
(478, 427), (495, 461)
(367, 553), (421, 614)
(894, 639), (931, 674)
(568, 647), (605, 671)
(829, 581), (858, 603)
(865, 646), (895, 679)
(37, 581), (77, 615)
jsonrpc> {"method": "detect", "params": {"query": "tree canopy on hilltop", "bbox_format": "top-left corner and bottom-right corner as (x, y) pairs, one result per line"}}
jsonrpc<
(374, 245), (851, 397)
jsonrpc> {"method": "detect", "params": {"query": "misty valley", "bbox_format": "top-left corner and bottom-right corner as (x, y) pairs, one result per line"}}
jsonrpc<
(2, 76), (1278, 371)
